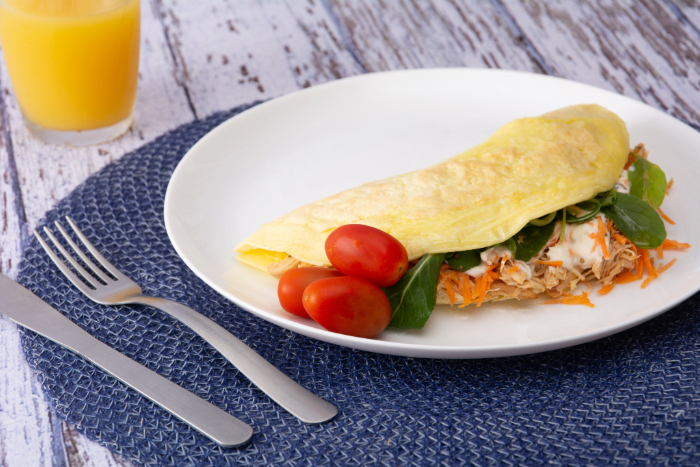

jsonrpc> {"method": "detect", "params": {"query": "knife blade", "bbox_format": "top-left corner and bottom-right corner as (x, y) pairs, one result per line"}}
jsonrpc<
(0, 274), (253, 447)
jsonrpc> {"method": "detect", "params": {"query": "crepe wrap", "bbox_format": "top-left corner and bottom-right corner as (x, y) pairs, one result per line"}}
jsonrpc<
(235, 104), (630, 270)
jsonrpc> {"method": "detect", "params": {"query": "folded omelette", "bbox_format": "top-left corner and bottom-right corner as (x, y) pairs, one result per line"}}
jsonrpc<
(235, 104), (630, 270)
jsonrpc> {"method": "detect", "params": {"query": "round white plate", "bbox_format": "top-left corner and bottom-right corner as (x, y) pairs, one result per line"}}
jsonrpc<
(164, 68), (700, 359)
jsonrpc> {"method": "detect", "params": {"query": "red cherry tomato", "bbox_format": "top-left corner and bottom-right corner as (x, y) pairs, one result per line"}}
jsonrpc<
(325, 224), (409, 287)
(277, 267), (343, 318)
(303, 276), (391, 338)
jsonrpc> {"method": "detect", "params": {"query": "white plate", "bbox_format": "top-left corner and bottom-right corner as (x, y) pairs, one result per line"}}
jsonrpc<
(164, 68), (700, 359)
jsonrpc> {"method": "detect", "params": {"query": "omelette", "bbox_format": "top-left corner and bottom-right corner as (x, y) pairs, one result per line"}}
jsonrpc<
(235, 104), (677, 313)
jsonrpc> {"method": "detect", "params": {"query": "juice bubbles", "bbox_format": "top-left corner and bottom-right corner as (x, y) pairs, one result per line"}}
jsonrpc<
(0, 0), (140, 142)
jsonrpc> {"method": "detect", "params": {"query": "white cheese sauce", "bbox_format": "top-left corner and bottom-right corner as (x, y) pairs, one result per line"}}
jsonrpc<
(465, 246), (532, 279)
(615, 169), (630, 193)
(547, 214), (609, 270)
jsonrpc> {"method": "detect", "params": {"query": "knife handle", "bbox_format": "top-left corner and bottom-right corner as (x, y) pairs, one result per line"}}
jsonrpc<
(11, 298), (253, 447)
(77, 332), (253, 447)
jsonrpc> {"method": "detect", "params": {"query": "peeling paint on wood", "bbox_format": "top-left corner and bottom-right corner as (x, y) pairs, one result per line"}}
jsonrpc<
(154, 0), (364, 118)
(502, 0), (700, 125)
(326, 0), (544, 72)
(673, 0), (700, 35)
(0, 118), (22, 278)
(61, 421), (133, 467)
(0, 314), (60, 467)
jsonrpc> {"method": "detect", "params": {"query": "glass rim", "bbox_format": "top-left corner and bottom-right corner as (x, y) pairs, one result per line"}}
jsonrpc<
(0, 0), (137, 18)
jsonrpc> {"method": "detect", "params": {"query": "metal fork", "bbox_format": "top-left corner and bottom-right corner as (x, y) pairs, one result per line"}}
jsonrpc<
(35, 217), (337, 424)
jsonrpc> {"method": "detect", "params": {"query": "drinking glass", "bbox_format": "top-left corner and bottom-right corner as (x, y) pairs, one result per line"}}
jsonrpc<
(0, 0), (140, 146)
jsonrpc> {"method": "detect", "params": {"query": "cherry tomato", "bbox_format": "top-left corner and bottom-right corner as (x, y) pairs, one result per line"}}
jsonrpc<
(325, 224), (409, 287)
(277, 267), (343, 318)
(303, 276), (391, 338)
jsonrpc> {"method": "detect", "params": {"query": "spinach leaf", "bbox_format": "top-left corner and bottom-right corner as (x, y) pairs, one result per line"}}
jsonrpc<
(601, 192), (666, 249)
(446, 249), (481, 272)
(529, 211), (556, 226)
(513, 220), (556, 262)
(597, 188), (617, 207)
(628, 158), (667, 209)
(385, 253), (445, 329)
(567, 198), (601, 224)
(499, 238), (518, 255)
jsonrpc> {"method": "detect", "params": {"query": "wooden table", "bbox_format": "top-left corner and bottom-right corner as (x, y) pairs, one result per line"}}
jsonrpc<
(1, 1), (699, 465)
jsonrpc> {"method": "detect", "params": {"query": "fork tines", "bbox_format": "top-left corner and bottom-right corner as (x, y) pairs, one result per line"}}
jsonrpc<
(34, 217), (121, 293)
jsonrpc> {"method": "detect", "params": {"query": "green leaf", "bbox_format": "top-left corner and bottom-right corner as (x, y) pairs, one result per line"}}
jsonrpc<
(628, 158), (667, 209)
(446, 249), (481, 272)
(601, 192), (666, 249)
(499, 238), (518, 255)
(385, 253), (445, 329)
(513, 220), (556, 262)
(597, 188), (617, 207)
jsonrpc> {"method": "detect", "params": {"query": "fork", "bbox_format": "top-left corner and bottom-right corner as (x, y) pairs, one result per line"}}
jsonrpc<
(35, 217), (337, 424)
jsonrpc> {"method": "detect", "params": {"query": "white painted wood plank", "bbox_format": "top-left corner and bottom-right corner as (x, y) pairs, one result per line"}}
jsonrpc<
(60, 421), (133, 467)
(327, 0), (544, 73)
(673, 0), (700, 42)
(502, 0), (700, 125)
(154, 0), (365, 118)
(0, 314), (59, 466)
(0, 118), (23, 278)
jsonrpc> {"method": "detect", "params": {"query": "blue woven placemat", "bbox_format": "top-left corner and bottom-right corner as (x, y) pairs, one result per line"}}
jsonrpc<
(16, 104), (700, 466)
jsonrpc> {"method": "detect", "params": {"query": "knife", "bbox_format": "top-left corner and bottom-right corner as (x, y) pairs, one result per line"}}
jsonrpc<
(0, 274), (253, 447)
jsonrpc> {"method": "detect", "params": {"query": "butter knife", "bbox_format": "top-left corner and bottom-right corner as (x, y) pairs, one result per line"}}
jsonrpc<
(0, 274), (253, 447)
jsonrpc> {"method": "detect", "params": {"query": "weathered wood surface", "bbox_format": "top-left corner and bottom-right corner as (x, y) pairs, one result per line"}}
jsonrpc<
(503, 0), (700, 125)
(0, 0), (698, 465)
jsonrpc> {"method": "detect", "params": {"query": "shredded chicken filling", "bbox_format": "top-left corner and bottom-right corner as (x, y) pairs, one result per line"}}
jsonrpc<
(435, 219), (636, 306)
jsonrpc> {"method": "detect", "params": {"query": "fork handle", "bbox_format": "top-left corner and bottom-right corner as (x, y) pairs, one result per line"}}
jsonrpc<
(131, 295), (338, 424)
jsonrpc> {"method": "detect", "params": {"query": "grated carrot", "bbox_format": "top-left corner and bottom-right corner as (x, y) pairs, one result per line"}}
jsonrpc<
(624, 152), (638, 170)
(459, 273), (473, 308)
(644, 250), (657, 275)
(616, 246), (644, 283)
(613, 232), (628, 245)
(656, 244), (664, 260)
(658, 258), (676, 274)
(444, 278), (456, 305)
(506, 266), (519, 274)
(642, 258), (659, 289)
(662, 239), (691, 250)
(474, 276), (485, 307)
(544, 290), (595, 308)
(615, 271), (642, 284)
(640, 250), (659, 289)
(589, 216), (610, 259)
(657, 207), (675, 225)
(666, 178), (674, 195)
(471, 276), (481, 302)
(475, 263), (497, 307)
(598, 283), (615, 295)
(535, 260), (563, 267)
(563, 291), (595, 308)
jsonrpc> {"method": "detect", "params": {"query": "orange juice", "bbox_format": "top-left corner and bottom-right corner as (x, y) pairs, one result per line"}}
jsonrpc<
(0, 0), (140, 132)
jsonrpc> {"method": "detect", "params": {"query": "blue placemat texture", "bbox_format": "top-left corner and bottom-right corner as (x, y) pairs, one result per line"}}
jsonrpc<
(16, 104), (700, 466)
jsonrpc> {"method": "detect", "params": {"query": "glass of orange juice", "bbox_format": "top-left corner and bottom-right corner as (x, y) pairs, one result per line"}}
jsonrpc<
(0, 0), (140, 146)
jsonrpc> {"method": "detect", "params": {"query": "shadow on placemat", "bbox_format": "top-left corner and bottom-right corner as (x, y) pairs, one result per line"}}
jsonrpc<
(17, 104), (700, 466)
